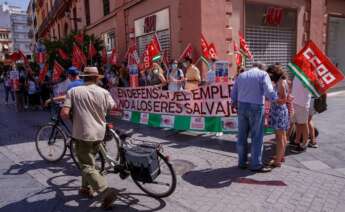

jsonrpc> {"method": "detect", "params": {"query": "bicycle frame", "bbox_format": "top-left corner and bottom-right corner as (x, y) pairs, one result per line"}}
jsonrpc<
(98, 128), (122, 168)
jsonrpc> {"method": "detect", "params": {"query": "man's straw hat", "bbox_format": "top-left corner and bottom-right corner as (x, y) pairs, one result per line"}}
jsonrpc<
(79, 67), (104, 78)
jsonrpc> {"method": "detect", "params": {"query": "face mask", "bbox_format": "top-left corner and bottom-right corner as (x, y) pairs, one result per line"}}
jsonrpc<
(183, 62), (188, 68)
(153, 69), (159, 74)
(172, 64), (178, 69)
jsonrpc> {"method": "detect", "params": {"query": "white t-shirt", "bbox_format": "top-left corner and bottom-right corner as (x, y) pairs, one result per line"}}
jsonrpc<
(291, 78), (311, 108)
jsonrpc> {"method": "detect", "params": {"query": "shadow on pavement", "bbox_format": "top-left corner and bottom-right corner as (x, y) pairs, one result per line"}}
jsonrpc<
(0, 173), (167, 212)
(182, 166), (286, 188)
(3, 157), (80, 177)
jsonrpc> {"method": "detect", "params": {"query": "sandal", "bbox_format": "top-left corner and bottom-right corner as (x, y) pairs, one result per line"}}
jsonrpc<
(265, 159), (282, 168)
(308, 142), (319, 148)
(268, 156), (285, 163)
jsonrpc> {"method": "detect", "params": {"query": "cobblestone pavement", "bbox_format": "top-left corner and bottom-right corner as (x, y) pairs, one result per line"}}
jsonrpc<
(0, 88), (345, 212)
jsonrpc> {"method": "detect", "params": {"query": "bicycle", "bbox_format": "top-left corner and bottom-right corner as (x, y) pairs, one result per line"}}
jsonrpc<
(36, 101), (176, 198)
(35, 101), (107, 171)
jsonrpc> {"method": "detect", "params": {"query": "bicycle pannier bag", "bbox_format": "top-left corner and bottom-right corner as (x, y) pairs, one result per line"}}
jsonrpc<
(124, 146), (160, 183)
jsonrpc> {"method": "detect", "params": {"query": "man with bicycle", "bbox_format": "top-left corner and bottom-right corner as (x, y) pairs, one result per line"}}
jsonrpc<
(60, 67), (118, 209)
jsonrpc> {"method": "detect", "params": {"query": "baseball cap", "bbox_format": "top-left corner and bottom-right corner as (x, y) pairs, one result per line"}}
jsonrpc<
(67, 66), (80, 75)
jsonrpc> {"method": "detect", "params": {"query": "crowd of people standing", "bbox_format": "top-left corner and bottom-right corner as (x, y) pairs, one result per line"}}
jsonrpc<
(231, 62), (323, 172)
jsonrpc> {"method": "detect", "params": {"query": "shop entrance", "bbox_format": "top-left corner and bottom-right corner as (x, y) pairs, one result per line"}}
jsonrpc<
(245, 3), (297, 70)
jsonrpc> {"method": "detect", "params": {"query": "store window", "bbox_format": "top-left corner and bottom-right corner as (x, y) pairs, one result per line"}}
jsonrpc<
(103, 31), (115, 53)
(245, 3), (297, 69)
(134, 8), (171, 59)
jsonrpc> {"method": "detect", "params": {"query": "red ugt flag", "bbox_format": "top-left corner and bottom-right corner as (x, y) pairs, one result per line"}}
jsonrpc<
(72, 45), (86, 69)
(74, 33), (84, 45)
(201, 34), (210, 59)
(110, 48), (117, 65)
(58, 48), (68, 60)
(102, 48), (107, 65)
(88, 42), (97, 59)
(53, 61), (64, 82)
(39, 64), (48, 83)
(178, 43), (193, 61)
(239, 33), (253, 60)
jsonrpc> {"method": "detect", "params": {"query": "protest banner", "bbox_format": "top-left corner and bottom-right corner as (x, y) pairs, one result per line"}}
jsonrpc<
(111, 83), (273, 133)
(287, 40), (345, 97)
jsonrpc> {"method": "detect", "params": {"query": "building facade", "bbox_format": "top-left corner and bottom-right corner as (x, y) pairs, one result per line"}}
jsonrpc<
(0, 2), (32, 60)
(32, 0), (345, 80)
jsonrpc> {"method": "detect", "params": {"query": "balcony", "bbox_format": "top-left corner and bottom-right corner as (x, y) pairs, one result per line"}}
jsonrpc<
(37, 0), (68, 37)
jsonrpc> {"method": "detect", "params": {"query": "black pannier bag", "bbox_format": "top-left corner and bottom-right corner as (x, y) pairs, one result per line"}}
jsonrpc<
(124, 145), (160, 183)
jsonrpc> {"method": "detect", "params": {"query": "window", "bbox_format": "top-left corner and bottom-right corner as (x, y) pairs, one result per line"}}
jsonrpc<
(103, 0), (110, 16)
(84, 0), (90, 25)
(104, 31), (115, 52)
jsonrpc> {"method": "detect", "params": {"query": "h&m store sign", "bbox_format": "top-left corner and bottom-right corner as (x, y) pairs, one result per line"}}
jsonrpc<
(134, 8), (170, 37)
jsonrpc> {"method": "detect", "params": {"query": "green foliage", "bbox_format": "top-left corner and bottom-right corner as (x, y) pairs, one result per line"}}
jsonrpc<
(42, 30), (104, 71)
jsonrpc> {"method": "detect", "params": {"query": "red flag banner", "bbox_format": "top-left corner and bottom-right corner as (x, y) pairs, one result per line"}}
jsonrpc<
(102, 48), (107, 65)
(239, 33), (253, 60)
(201, 34), (210, 59)
(74, 33), (84, 45)
(142, 48), (152, 69)
(178, 43), (193, 61)
(9, 52), (21, 61)
(39, 64), (48, 82)
(147, 39), (161, 61)
(72, 45), (86, 69)
(53, 61), (64, 82)
(88, 42), (97, 59)
(287, 40), (345, 97)
(233, 42), (243, 66)
(208, 43), (217, 60)
(110, 48), (117, 65)
(151, 34), (161, 51)
(58, 48), (68, 60)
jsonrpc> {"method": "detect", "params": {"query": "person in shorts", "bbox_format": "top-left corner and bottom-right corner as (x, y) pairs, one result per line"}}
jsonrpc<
(291, 77), (311, 152)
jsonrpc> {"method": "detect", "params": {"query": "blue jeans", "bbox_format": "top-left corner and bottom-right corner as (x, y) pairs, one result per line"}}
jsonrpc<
(237, 102), (265, 170)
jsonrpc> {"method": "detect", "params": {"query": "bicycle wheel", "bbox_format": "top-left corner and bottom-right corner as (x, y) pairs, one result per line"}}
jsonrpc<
(35, 124), (67, 162)
(132, 152), (177, 198)
(69, 139), (105, 173)
(103, 129), (121, 170)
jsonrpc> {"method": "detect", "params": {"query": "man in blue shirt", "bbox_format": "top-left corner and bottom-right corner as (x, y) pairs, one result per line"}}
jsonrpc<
(45, 66), (84, 106)
(231, 63), (278, 172)
(67, 66), (84, 91)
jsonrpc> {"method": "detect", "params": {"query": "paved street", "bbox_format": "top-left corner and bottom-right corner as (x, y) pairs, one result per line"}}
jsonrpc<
(1, 88), (345, 212)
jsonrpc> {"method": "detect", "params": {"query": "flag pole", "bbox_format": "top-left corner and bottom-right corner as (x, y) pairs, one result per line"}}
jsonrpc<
(89, 41), (93, 66)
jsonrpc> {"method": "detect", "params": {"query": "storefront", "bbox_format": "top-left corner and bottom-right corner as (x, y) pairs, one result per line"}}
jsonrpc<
(244, 3), (297, 68)
(134, 8), (171, 59)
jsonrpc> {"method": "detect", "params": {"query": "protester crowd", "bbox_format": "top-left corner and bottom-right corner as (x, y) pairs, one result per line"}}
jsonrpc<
(1, 56), (325, 173)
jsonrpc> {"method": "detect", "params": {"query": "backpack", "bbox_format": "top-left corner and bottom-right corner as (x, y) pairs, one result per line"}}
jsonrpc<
(314, 94), (327, 114)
